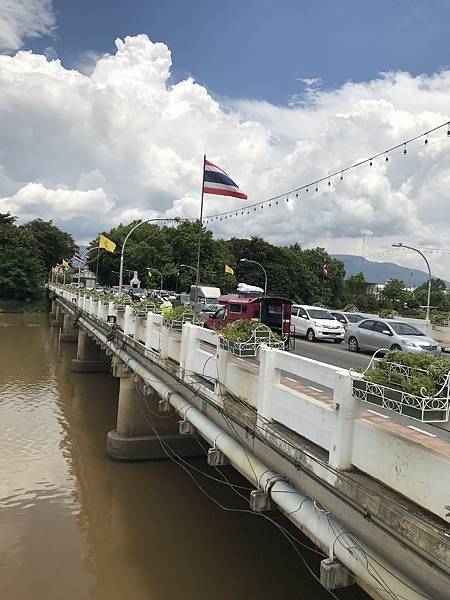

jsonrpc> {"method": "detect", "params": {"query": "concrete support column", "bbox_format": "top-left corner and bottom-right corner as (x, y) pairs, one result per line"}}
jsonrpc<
(71, 328), (111, 372)
(106, 360), (204, 461)
(49, 299), (57, 318)
(60, 312), (78, 343)
(51, 303), (63, 327)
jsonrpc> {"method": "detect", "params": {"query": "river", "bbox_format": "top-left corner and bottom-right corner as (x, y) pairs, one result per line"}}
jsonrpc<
(0, 314), (368, 600)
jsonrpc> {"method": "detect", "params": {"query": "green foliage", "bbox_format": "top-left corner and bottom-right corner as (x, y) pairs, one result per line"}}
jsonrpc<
(220, 319), (281, 343)
(21, 219), (77, 272)
(93, 222), (347, 308)
(363, 350), (450, 397)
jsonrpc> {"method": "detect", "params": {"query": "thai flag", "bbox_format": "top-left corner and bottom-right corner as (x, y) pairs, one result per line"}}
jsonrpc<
(203, 159), (247, 200)
(73, 253), (86, 264)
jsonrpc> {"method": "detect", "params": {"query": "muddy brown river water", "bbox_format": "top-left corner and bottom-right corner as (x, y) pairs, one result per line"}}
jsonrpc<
(0, 314), (368, 600)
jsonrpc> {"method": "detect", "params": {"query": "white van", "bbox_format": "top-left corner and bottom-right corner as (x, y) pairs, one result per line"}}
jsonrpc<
(291, 305), (345, 343)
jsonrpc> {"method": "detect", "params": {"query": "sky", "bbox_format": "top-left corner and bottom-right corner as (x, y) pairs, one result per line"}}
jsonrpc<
(0, 0), (450, 278)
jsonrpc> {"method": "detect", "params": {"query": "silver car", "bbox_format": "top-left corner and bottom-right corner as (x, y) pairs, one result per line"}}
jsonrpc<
(330, 311), (366, 328)
(344, 318), (441, 354)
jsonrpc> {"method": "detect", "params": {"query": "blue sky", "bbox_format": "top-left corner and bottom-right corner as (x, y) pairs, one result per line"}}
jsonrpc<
(30, 0), (449, 104)
(1, 0), (450, 277)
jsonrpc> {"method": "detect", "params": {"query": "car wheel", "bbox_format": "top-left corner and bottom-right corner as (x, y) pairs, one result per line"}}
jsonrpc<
(348, 337), (359, 352)
(390, 344), (402, 351)
(334, 339), (343, 344)
(306, 329), (315, 342)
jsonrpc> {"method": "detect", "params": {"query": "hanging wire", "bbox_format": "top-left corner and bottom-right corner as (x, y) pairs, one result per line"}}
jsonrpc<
(203, 119), (450, 223)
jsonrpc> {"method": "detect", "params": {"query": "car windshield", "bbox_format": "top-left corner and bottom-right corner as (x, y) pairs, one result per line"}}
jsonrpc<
(205, 297), (218, 304)
(346, 314), (365, 323)
(308, 309), (334, 320)
(389, 322), (424, 336)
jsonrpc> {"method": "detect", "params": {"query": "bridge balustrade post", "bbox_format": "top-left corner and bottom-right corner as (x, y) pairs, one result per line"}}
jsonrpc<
(257, 346), (279, 421)
(124, 305), (135, 337)
(329, 372), (356, 470)
(180, 323), (196, 381)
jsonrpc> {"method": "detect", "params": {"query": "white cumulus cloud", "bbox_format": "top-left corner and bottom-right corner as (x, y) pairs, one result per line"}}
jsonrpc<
(0, 0), (55, 51)
(0, 33), (449, 277)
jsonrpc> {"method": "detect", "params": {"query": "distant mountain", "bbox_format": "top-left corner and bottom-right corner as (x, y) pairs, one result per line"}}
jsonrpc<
(333, 254), (449, 287)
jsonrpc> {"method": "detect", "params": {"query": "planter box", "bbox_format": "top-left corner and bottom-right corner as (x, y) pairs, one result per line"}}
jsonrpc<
(219, 337), (257, 357)
(352, 378), (448, 422)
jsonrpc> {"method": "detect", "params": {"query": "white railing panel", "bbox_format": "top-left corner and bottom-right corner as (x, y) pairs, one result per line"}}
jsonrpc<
(272, 384), (334, 450)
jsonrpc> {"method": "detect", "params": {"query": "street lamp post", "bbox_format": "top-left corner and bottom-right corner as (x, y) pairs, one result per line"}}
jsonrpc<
(392, 243), (432, 321)
(239, 258), (268, 295)
(147, 267), (163, 292)
(118, 218), (183, 294)
(180, 263), (199, 278)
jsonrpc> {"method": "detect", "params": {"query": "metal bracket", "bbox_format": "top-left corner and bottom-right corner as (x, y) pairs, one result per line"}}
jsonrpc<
(249, 489), (272, 512)
(178, 420), (195, 435)
(207, 447), (229, 466)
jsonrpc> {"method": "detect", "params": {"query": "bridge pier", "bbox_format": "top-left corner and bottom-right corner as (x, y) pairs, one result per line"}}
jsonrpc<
(49, 299), (57, 319)
(106, 360), (203, 461)
(51, 303), (64, 327)
(60, 312), (78, 343)
(71, 329), (111, 372)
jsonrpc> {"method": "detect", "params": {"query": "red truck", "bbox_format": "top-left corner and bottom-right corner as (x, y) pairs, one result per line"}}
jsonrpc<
(204, 293), (293, 340)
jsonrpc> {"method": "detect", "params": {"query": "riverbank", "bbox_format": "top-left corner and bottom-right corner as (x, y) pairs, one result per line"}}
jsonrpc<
(0, 298), (49, 313)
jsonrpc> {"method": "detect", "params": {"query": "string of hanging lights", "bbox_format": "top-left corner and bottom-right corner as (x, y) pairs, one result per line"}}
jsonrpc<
(202, 120), (450, 225)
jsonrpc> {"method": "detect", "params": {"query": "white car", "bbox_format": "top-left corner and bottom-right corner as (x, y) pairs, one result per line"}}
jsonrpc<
(291, 304), (345, 343)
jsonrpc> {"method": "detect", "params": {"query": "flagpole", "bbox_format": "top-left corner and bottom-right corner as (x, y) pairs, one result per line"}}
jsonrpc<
(95, 247), (100, 287)
(194, 154), (206, 305)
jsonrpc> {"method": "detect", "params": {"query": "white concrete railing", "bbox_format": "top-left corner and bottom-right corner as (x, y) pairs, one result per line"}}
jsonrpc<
(52, 286), (450, 520)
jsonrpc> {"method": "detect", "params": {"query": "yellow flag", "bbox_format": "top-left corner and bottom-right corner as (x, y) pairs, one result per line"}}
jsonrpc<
(62, 259), (69, 268)
(99, 234), (116, 253)
(225, 265), (234, 275)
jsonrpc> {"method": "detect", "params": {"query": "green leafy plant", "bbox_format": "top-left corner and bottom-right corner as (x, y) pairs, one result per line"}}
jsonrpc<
(363, 350), (450, 397)
(219, 319), (281, 343)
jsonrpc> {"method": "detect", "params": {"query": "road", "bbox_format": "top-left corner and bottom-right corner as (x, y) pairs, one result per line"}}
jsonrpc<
(290, 337), (372, 370)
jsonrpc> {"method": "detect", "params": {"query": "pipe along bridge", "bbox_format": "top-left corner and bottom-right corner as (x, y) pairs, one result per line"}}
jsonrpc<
(49, 285), (450, 600)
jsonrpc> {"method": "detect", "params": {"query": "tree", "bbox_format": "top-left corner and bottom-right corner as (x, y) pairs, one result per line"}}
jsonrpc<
(414, 278), (448, 310)
(380, 279), (409, 310)
(21, 219), (77, 272)
(0, 214), (46, 299)
(91, 222), (347, 306)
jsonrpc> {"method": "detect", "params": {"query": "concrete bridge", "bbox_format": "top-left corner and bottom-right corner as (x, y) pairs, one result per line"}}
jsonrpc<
(48, 285), (450, 600)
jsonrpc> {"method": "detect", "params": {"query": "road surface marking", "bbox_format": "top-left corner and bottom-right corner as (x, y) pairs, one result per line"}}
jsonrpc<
(407, 426), (436, 437)
(367, 409), (390, 419)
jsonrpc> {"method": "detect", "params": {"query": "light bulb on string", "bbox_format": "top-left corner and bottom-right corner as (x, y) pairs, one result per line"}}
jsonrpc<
(328, 180), (331, 186)
(286, 197), (289, 202)
(295, 193), (298, 198)
(424, 137), (428, 145)
(403, 143), (407, 155)
(447, 123), (450, 136)
(315, 184), (319, 192)
(275, 200), (278, 205)
(369, 160), (373, 166)
(340, 172), (344, 180)
(306, 187), (309, 192)
(385, 153), (389, 162)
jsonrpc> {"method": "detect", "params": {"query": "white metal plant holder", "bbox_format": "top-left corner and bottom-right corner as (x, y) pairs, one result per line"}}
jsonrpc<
(219, 324), (285, 357)
(351, 349), (450, 422)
